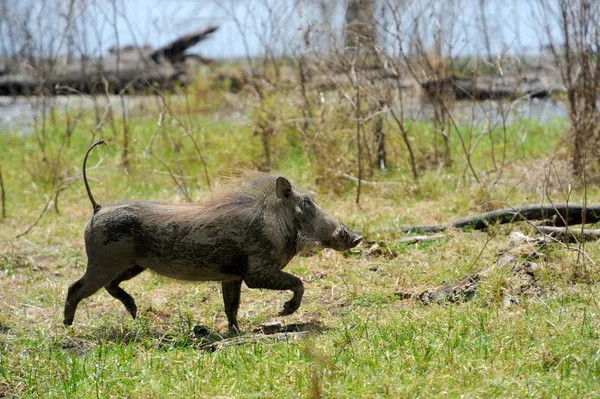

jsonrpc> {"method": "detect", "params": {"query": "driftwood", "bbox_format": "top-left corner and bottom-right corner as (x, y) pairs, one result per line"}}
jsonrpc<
(400, 203), (600, 233)
(396, 232), (544, 305)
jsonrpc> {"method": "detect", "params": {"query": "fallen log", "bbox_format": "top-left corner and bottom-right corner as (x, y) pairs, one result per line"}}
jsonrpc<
(150, 25), (218, 63)
(399, 203), (600, 233)
(0, 26), (218, 95)
(197, 321), (323, 352)
(421, 75), (564, 101)
(534, 226), (600, 242)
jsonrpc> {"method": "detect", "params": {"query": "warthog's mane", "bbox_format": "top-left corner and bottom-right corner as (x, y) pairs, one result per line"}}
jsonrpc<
(148, 172), (299, 226)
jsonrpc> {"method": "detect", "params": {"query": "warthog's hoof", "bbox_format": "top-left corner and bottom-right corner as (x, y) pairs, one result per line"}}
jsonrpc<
(63, 319), (73, 326)
(279, 300), (300, 316)
(128, 306), (137, 320)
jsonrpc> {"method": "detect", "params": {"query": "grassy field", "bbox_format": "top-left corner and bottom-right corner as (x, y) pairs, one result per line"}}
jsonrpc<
(1, 85), (600, 398)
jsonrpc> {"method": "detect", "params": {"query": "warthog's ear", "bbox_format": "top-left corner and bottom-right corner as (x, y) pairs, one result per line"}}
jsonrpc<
(276, 176), (293, 199)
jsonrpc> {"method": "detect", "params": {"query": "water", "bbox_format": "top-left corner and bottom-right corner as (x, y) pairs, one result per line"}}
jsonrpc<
(393, 96), (569, 126)
(0, 94), (570, 135)
(0, 95), (158, 135)
(0, 97), (35, 133)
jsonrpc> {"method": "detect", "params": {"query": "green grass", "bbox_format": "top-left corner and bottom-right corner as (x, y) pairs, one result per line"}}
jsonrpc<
(2, 287), (600, 398)
(1, 87), (599, 398)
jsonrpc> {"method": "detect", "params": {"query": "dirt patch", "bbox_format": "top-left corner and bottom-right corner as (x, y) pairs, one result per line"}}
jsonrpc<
(0, 380), (24, 399)
(59, 336), (97, 355)
(252, 320), (325, 335)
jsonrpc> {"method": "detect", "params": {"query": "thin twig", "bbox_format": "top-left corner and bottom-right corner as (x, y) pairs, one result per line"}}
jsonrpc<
(134, 141), (193, 202)
(0, 163), (6, 219)
(15, 179), (80, 239)
(330, 169), (401, 187)
(151, 86), (212, 192)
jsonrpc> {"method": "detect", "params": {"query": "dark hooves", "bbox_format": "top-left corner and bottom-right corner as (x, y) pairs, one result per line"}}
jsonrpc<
(279, 301), (300, 316)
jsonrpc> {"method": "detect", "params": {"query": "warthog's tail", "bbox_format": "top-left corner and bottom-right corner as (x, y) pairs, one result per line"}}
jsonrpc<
(83, 139), (107, 214)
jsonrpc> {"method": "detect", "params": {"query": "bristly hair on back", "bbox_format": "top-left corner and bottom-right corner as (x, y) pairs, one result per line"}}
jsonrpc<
(217, 171), (289, 201)
(207, 170), (297, 208)
(148, 171), (299, 225)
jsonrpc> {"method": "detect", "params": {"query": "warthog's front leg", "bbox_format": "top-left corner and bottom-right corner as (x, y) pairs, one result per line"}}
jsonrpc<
(221, 279), (242, 332)
(244, 271), (304, 316)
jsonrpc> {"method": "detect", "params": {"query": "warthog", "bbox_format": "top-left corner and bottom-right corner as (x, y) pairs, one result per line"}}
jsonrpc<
(64, 140), (362, 331)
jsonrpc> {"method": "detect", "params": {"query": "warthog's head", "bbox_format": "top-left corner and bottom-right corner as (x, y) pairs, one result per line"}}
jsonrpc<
(276, 176), (362, 251)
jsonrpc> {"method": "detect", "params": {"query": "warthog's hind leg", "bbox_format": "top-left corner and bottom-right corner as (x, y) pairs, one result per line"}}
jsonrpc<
(63, 264), (123, 326)
(222, 279), (243, 333)
(244, 271), (304, 317)
(105, 265), (146, 319)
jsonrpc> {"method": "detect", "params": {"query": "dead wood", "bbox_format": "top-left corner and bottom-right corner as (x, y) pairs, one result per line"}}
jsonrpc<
(0, 26), (218, 95)
(399, 203), (600, 233)
(534, 226), (600, 242)
(397, 234), (446, 244)
(198, 321), (324, 352)
(395, 232), (544, 306)
(150, 25), (218, 63)
(421, 75), (564, 101)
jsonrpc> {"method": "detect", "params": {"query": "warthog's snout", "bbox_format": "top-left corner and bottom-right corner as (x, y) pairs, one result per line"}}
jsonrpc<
(351, 235), (363, 247)
(328, 224), (362, 251)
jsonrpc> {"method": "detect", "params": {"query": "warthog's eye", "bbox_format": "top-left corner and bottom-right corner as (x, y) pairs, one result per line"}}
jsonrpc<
(297, 196), (315, 218)
(339, 229), (348, 239)
(300, 196), (314, 209)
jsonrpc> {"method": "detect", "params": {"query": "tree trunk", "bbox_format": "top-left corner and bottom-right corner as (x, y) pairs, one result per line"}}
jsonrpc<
(344, 0), (376, 55)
